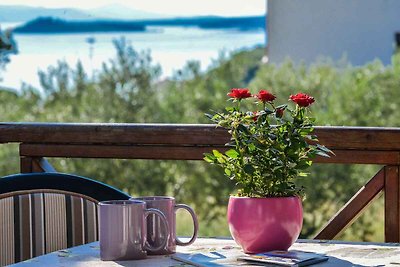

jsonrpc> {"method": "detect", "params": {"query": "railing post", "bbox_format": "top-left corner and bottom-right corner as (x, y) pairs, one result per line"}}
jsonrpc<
(20, 156), (45, 173)
(20, 144), (57, 173)
(314, 168), (384, 240)
(20, 156), (34, 173)
(20, 157), (57, 173)
(384, 165), (400, 243)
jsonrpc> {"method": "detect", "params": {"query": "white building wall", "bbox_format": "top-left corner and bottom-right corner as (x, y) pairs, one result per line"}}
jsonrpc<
(267, 0), (400, 65)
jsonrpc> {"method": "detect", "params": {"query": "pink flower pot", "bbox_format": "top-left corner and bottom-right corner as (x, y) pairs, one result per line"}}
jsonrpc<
(227, 196), (303, 254)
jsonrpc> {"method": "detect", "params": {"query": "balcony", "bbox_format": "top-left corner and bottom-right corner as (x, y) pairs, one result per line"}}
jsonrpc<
(0, 122), (399, 242)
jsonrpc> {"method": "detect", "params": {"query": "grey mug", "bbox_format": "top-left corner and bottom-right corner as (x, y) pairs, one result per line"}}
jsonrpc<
(99, 200), (169, 261)
(132, 196), (199, 255)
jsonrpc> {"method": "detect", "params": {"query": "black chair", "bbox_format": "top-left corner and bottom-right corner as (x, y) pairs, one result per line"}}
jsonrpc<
(0, 172), (131, 266)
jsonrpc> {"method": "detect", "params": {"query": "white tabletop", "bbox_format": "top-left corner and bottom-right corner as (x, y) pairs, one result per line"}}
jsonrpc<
(10, 238), (400, 266)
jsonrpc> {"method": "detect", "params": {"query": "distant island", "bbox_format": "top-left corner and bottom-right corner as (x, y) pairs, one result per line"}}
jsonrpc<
(13, 17), (146, 33)
(13, 16), (265, 34)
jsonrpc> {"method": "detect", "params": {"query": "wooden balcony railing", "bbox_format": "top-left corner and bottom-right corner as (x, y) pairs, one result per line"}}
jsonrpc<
(0, 122), (399, 242)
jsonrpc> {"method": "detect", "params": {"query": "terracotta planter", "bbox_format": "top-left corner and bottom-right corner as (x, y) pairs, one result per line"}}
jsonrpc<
(227, 196), (303, 254)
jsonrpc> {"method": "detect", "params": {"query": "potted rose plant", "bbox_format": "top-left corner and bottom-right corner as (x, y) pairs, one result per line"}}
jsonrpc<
(204, 88), (332, 253)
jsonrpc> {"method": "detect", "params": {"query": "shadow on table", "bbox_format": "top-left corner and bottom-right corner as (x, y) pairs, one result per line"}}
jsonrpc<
(112, 255), (383, 267)
(323, 255), (384, 267)
(114, 256), (180, 267)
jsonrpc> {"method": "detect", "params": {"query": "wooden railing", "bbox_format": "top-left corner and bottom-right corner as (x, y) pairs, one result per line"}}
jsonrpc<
(0, 122), (399, 242)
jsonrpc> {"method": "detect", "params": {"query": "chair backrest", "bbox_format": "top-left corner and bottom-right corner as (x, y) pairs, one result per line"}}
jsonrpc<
(0, 172), (131, 266)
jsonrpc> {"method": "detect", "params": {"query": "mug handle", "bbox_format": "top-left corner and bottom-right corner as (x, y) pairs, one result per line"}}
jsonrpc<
(175, 204), (199, 246)
(144, 208), (170, 253)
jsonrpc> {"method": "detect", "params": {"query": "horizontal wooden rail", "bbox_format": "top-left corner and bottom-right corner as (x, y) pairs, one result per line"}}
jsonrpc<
(0, 123), (230, 146)
(19, 144), (227, 160)
(0, 123), (398, 165)
(18, 144), (400, 165)
(1, 123), (400, 150)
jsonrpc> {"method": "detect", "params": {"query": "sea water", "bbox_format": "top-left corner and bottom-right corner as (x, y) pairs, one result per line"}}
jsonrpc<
(0, 25), (265, 91)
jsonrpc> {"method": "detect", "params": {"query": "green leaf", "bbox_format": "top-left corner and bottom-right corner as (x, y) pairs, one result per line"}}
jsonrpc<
(217, 157), (226, 164)
(212, 149), (224, 158)
(317, 144), (334, 155)
(287, 162), (297, 168)
(296, 160), (312, 169)
(203, 153), (216, 163)
(268, 133), (277, 140)
(237, 124), (250, 134)
(263, 108), (274, 115)
(299, 128), (313, 135)
(204, 113), (213, 120)
(276, 104), (288, 110)
(316, 151), (331, 158)
(298, 172), (309, 177)
(225, 149), (239, 158)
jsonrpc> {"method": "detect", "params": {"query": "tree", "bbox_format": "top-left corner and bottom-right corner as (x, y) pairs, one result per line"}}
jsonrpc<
(0, 27), (17, 78)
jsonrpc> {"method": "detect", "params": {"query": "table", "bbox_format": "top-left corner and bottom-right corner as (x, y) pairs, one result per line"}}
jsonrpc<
(10, 238), (400, 266)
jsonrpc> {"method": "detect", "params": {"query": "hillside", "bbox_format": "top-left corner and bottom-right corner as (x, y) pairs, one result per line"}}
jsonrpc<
(0, 5), (93, 22)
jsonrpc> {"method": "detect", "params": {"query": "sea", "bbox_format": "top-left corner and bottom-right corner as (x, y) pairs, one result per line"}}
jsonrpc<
(0, 22), (265, 91)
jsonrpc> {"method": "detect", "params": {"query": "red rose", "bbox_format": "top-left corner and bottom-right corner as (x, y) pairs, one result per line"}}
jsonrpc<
(289, 93), (315, 107)
(227, 88), (252, 99)
(255, 90), (276, 102)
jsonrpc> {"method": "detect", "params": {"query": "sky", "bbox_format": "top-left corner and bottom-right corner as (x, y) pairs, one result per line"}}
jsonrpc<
(0, 0), (266, 17)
